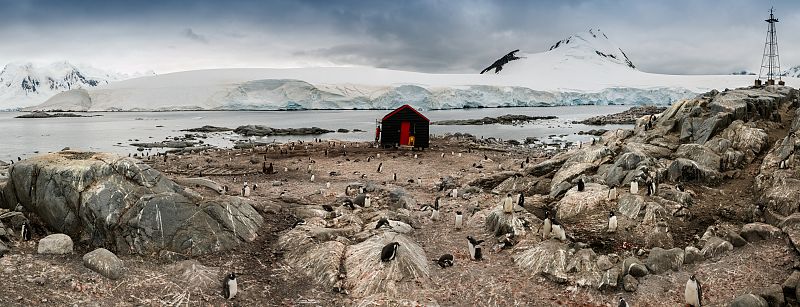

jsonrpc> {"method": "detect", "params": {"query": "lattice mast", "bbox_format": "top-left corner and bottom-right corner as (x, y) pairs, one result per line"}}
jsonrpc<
(758, 7), (781, 83)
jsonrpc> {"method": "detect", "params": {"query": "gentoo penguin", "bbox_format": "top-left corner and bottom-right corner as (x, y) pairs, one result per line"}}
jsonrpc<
(441, 153), (445, 158)
(380, 242), (400, 262)
(617, 298), (629, 307)
(451, 188), (458, 198)
(780, 159), (787, 169)
(454, 211), (464, 230)
(364, 194), (372, 207)
(322, 204), (334, 212)
(242, 182), (251, 197)
(502, 193), (514, 214)
(377, 153), (381, 158)
(435, 254), (454, 268)
(21, 222), (31, 241)
(630, 181), (639, 194)
(458, 153), (462, 157)
(377, 163), (383, 173)
(517, 193), (525, 208)
(284, 167), (288, 172)
(607, 211), (618, 233)
(223, 272), (238, 299)
(343, 199), (355, 210)
(467, 236), (484, 260)
(431, 197), (441, 221)
(375, 217), (391, 229)
(367, 156), (372, 162)
(525, 157), (530, 164)
(292, 219), (307, 228)
(262, 162), (268, 174)
(577, 178), (585, 192)
(326, 182), (331, 189)
(685, 274), (702, 307)
(393, 173), (397, 181)
(551, 217), (566, 242)
(542, 211), (552, 240)
(310, 174), (315, 182)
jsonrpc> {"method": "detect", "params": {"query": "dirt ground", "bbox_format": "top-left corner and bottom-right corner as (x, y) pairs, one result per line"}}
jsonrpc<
(0, 130), (798, 306)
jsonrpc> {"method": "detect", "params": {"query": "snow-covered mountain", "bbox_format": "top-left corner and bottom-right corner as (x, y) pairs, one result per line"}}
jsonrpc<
(783, 66), (800, 78)
(31, 29), (799, 112)
(0, 61), (151, 110)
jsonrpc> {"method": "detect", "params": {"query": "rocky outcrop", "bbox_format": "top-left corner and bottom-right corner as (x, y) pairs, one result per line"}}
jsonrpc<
(433, 114), (557, 125)
(1, 151), (264, 256)
(730, 294), (768, 307)
(233, 125), (334, 136)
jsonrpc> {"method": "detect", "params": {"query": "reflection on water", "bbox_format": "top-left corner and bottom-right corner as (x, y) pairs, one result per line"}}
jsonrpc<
(0, 105), (632, 161)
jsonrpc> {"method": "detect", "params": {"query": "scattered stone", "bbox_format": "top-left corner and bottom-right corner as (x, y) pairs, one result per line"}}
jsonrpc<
(596, 255), (614, 271)
(757, 284), (785, 307)
(741, 223), (782, 242)
(37, 234), (73, 255)
(730, 294), (768, 307)
(621, 257), (648, 278)
(83, 248), (125, 280)
(623, 274), (638, 292)
(598, 267), (620, 290)
(644, 247), (683, 274)
(683, 246), (703, 264)
(272, 181), (283, 186)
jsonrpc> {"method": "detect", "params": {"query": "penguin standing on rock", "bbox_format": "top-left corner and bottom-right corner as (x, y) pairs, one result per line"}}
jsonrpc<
(292, 219), (307, 228)
(618, 298), (629, 307)
(375, 217), (391, 229)
(435, 254), (454, 268)
(676, 184), (685, 192)
(577, 178), (585, 192)
(377, 163), (383, 173)
(380, 242), (400, 262)
(551, 217), (566, 241)
(454, 211), (463, 230)
(223, 272), (238, 299)
(607, 211), (618, 233)
(467, 236), (484, 260)
(517, 193), (525, 208)
(542, 211), (552, 240)
(685, 274), (702, 307)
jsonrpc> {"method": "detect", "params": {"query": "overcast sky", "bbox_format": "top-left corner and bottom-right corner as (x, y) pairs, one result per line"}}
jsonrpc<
(1, 0), (798, 75)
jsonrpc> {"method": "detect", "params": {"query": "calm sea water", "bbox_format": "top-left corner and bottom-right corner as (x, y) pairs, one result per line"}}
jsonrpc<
(0, 106), (631, 162)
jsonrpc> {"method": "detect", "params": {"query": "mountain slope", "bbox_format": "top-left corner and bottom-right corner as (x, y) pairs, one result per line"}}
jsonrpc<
(31, 29), (800, 111)
(0, 62), (150, 110)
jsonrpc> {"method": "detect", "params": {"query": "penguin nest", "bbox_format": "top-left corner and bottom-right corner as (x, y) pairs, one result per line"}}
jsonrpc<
(344, 233), (431, 298)
(484, 205), (541, 237)
(353, 294), (438, 307)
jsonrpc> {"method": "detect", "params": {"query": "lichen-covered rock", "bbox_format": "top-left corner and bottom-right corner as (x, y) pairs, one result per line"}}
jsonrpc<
(621, 256), (648, 277)
(514, 240), (571, 283)
(683, 246), (703, 264)
(676, 143), (721, 170)
(701, 236), (733, 259)
(484, 204), (540, 237)
(82, 248), (124, 280)
(667, 158), (720, 184)
(2, 152), (263, 256)
(645, 247), (683, 274)
(617, 194), (645, 219)
(623, 274), (638, 292)
(740, 223), (782, 242)
(37, 233), (73, 255)
(555, 183), (609, 220)
(757, 284), (785, 307)
(730, 294), (768, 307)
(344, 234), (430, 298)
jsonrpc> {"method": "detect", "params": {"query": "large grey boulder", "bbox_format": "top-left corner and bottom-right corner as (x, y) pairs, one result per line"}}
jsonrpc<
(388, 188), (416, 209)
(555, 183), (609, 220)
(618, 194), (645, 219)
(38, 233), (73, 254)
(83, 248), (125, 280)
(645, 247), (684, 274)
(515, 240), (571, 283)
(1, 152), (264, 256)
(740, 223), (782, 242)
(730, 294), (768, 307)
(675, 143), (720, 170)
(701, 236), (733, 259)
(667, 158), (720, 184)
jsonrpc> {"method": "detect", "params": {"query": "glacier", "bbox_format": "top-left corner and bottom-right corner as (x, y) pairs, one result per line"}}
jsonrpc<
(26, 29), (800, 112)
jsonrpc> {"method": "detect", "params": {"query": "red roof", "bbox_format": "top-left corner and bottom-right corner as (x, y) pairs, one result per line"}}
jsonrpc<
(381, 104), (430, 122)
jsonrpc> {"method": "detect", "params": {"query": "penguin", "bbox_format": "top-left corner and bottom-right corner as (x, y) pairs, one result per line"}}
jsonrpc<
(367, 156), (372, 162)
(676, 184), (685, 192)
(380, 242), (400, 262)
(377, 153), (381, 158)
(343, 199), (355, 210)
(292, 219), (307, 228)
(451, 188), (458, 198)
(223, 272), (238, 299)
(458, 153), (462, 157)
(377, 163), (383, 173)
(517, 193), (525, 208)
(467, 236), (484, 260)
(630, 181), (639, 194)
(322, 204), (334, 212)
(431, 197), (441, 221)
(242, 182), (251, 197)
(364, 194), (372, 207)
(262, 162), (268, 174)
(21, 221), (31, 241)
(310, 174), (315, 182)
(17, 157), (20, 161)
(608, 211), (618, 233)
(375, 217), (391, 229)
(685, 274), (702, 307)
(326, 182), (331, 189)
(414, 154), (418, 159)
(441, 153), (445, 158)
(435, 254), (455, 268)
(617, 298), (629, 307)
(284, 167), (288, 172)
(502, 193), (514, 214)
(542, 211), (552, 240)
(577, 178), (585, 192)
(454, 211), (463, 230)
(551, 216), (566, 241)
(780, 159), (787, 169)
(646, 179), (653, 196)
(393, 173), (397, 181)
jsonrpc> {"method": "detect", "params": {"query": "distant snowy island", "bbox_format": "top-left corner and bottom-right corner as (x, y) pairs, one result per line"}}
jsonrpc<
(10, 29), (800, 112)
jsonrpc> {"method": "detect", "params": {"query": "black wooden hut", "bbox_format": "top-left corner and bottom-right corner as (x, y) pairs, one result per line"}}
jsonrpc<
(380, 104), (430, 149)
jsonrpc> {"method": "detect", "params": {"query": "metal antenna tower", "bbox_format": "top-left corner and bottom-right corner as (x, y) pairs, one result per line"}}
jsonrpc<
(758, 7), (781, 84)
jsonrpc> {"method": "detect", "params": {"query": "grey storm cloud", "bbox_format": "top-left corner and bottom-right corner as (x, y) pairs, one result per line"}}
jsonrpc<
(1, 0), (799, 75)
(181, 28), (208, 43)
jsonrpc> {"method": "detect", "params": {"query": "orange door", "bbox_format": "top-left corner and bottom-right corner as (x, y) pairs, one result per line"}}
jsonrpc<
(400, 122), (411, 145)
